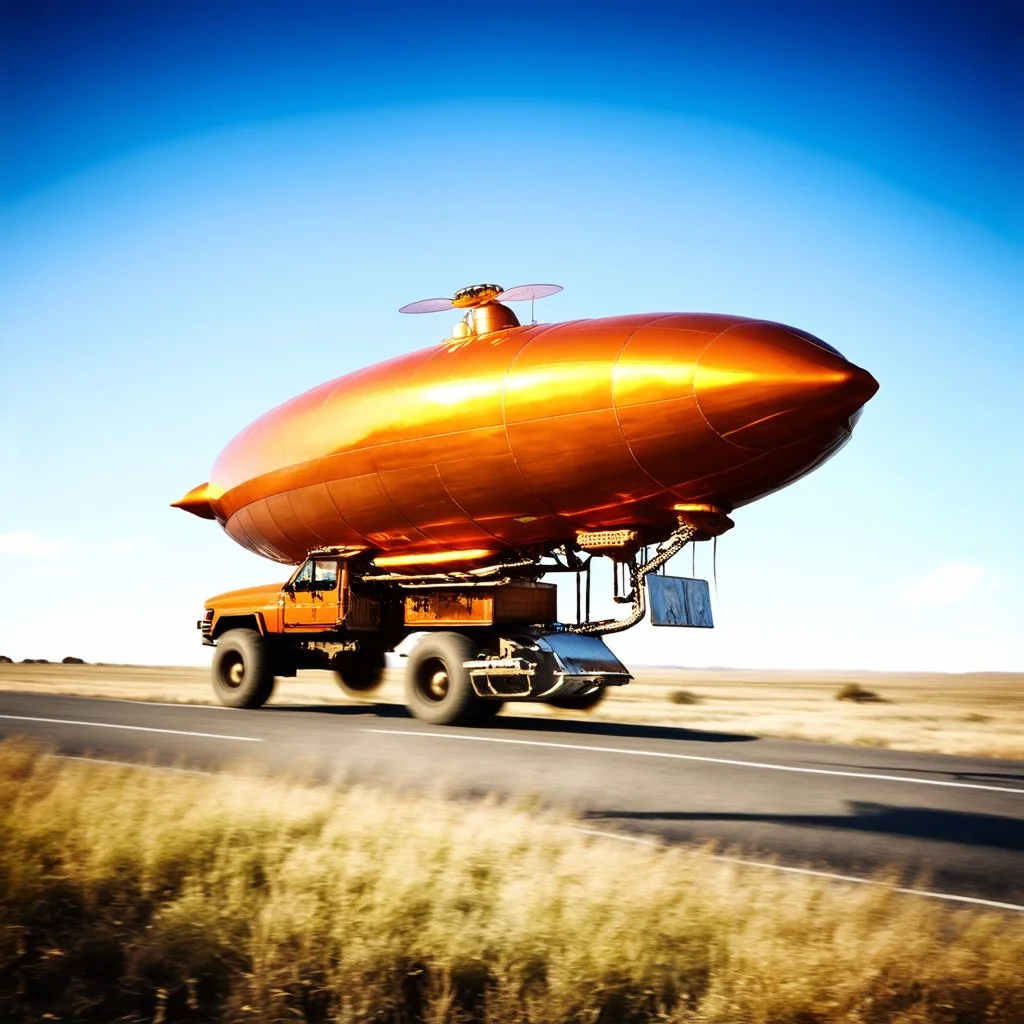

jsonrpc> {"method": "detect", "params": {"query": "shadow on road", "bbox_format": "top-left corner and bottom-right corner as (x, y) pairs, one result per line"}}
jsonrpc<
(266, 702), (409, 718)
(488, 715), (756, 745)
(264, 702), (757, 744)
(583, 802), (1024, 851)
(811, 759), (1024, 785)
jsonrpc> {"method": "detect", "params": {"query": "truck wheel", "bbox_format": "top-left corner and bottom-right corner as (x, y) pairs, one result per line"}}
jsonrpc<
(404, 632), (491, 726)
(334, 645), (387, 695)
(212, 629), (275, 709)
(547, 688), (606, 712)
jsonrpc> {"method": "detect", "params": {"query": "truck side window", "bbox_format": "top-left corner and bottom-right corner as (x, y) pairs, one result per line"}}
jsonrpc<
(313, 560), (338, 590)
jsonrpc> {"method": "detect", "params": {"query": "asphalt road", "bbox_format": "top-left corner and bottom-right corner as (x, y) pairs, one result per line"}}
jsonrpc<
(3, 690), (1023, 909)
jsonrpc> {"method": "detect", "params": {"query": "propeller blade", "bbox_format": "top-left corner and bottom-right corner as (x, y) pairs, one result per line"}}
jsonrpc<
(496, 283), (563, 302)
(399, 297), (456, 314)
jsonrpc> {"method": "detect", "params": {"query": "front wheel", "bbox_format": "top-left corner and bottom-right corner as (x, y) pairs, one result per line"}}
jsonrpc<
(404, 632), (494, 726)
(211, 629), (275, 709)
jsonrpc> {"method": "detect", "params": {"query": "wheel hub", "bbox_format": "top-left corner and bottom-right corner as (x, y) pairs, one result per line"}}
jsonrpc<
(427, 668), (449, 701)
(227, 661), (245, 687)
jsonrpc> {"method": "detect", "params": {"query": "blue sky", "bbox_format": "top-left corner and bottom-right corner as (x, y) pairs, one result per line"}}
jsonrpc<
(1, 1), (1021, 669)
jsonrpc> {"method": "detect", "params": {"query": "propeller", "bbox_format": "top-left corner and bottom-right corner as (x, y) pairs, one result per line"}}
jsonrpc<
(399, 282), (563, 314)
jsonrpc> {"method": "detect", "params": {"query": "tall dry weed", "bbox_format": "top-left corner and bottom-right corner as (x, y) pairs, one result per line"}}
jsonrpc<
(1, 739), (1022, 1023)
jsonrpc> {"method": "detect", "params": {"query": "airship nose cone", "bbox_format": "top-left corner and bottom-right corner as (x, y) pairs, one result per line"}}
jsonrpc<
(694, 321), (878, 450)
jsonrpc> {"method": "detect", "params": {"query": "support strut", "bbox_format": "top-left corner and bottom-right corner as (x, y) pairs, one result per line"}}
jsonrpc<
(566, 522), (698, 636)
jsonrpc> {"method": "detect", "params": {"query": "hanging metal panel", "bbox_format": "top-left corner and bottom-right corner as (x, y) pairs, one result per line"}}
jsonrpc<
(647, 575), (714, 628)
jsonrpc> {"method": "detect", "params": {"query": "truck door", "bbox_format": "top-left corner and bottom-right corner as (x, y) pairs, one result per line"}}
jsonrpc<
(283, 558), (342, 630)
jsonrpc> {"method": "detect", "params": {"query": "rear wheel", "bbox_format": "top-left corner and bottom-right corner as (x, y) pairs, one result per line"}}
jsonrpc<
(211, 628), (275, 709)
(404, 632), (494, 726)
(547, 688), (606, 712)
(333, 644), (387, 695)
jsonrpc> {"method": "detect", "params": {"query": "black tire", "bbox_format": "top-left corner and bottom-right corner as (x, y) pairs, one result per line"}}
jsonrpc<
(211, 628), (275, 709)
(333, 644), (387, 695)
(404, 632), (493, 726)
(547, 688), (607, 712)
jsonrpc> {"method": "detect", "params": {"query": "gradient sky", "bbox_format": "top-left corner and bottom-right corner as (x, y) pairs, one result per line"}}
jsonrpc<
(1, 1), (1021, 670)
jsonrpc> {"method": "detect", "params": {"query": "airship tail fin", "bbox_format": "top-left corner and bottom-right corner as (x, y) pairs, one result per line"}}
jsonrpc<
(172, 481), (220, 520)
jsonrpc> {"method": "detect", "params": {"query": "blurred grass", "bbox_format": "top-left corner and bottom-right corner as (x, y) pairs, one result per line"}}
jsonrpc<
(2, 739), (1023, 1023)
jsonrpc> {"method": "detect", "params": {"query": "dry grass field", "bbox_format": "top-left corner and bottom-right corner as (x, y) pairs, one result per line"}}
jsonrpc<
(2, 661), (1022, 759)
(3, 739), (1022, 1024)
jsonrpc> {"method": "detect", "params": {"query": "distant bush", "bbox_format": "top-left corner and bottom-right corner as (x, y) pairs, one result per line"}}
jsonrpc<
(668, 689), (702, 705)
(835, 683), (885, 703)
(0, 655), (11, 664)
(61, 656), (86, 665)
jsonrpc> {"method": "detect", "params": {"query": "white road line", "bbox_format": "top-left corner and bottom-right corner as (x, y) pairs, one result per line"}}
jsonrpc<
(887, 887), (1024, 913)
(0, 714), (261, 742)
(104, 699), (226, 709)
(711, 856), (1024, 913)
(3, 696), (227, 709)
(55, 755), (217, 776)
(574, 826), (655, 844)
(363, 729), (1024, 795)
(571, 827), (1024, 913)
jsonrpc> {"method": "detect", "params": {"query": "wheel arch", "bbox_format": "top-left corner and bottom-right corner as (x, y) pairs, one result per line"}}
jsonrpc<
(212, 613), (265, 640)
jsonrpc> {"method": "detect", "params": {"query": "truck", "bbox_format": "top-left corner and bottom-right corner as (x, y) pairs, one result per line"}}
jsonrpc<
(197, 531), (714, 725)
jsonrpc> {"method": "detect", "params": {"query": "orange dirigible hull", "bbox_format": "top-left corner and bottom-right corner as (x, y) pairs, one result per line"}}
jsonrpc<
(173, 313), (878, 565)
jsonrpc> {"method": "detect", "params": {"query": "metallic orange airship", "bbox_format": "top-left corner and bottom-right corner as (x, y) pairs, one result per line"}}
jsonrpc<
(175, 284), (877, 725)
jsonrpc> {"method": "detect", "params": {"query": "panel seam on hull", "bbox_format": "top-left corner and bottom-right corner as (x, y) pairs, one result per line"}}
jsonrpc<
(319, 478), (413, 553)
(283, 489), (334, 548)
(430, 463), (507, 547)
(378, 463), (502, 551)
(612, 317), (752, 504)
(691, 318), (765, 440)
(499, 321), (572, 527)
(608, 315), (682, 502)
